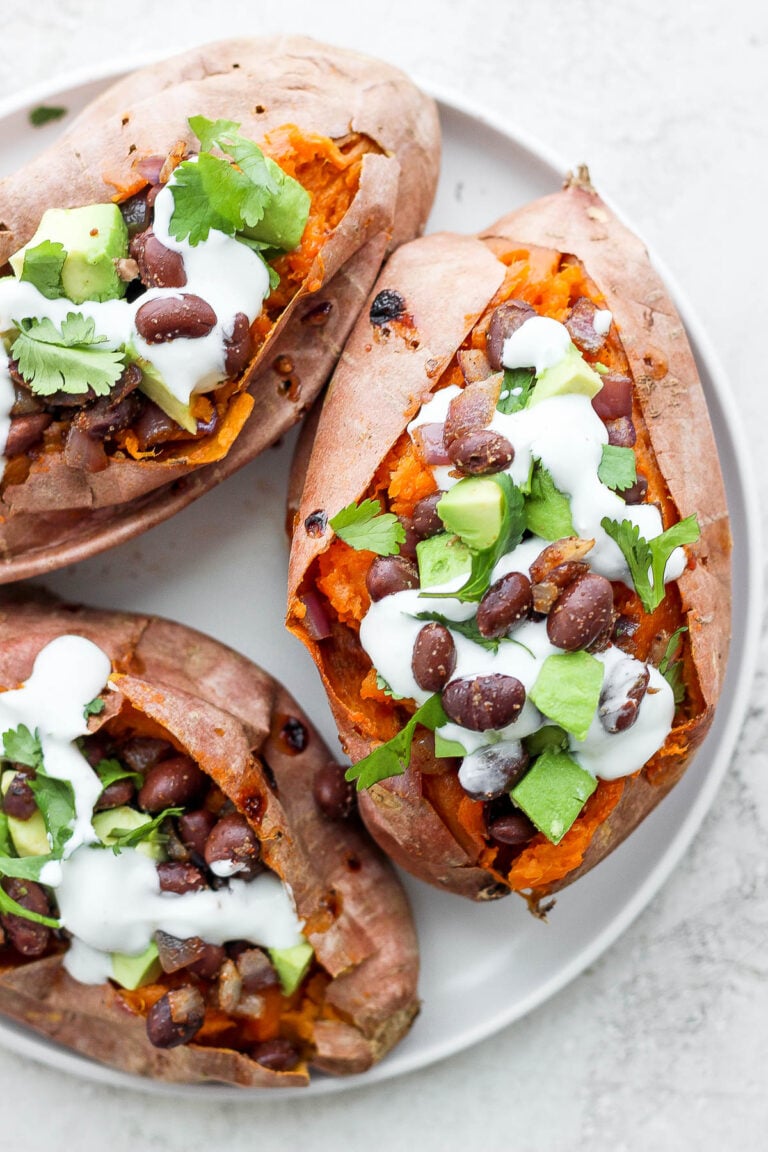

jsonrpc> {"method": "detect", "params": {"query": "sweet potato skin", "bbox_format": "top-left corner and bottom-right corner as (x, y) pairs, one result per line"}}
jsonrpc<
(0, 37), (441, 582)
(287, 176), (731, 902)
(0, 591), (419, 1085)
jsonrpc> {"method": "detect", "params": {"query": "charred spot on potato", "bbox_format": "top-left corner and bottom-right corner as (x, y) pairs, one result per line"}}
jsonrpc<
(279, 717), (309, 754)
(370, 288), (406, 326)
(301, 300), (333, 327)
(304, 510), (328, 537)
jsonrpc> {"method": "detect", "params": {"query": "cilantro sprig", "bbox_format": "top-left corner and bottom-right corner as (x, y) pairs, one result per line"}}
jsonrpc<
(658, 626), (688, 704)
(345, 695), (447, 790)
(601, 514), (700, 613)
(168, 116), (310, 263)
(330, 498), (405, 556)
(98, 807), (183, 854)
(497, 367), (535, 415)
(598, 445), (637, 492)
(11, 312), (126, 397)
(94, 758), (142, 791)
(413, 610), (533, 656)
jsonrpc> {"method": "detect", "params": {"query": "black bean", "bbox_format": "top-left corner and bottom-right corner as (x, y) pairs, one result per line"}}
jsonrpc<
(93, 778), (135, 812)
(145, 986), (206, 1048)
(313, 764), (355, 820)
(618, 474), (649, 505)
(204, 814), (262, 880)
(412, 623), (457, 692)
(477, 572), (532, 638)
(135, 294), (217, 343)
(605, 416), (636, 447)
(458, 741), (530, 800)
(599, 660), (651, 733)
(487, 812), (538, 846)
(448, 429), (514, 475)
(2, 772), (37, 820)
(224, 312), (254, 377)
(137, 756), (207, 813)
(130, 229), (187, 288)
(547, 574), (615, 651)
(251, 1038), (301, 1071)
(412, 493), (444, 538)
(564, 296), (606, 354)
(121, 737), (173, 773)
(156, 862), (207, 895)
(236, 947), (281, 992)
(365, 556), (419, 601)
(4, 413), (52, 457)
(177, 809), (217, 856)
(486, 299), (537, 370)
(186, 944), (227, 979)
(442, 675), (526, 731)
(0, 878), (51, 957)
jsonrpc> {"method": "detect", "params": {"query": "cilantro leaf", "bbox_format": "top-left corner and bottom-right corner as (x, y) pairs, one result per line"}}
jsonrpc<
(375, 673), (406, 701)
(524, 463), (574, 540)
(29, 105), (67, 128)
(11, 312), (126, 397)
(330, 498), (405, 556)
(413, 610), (532, 656)
(658, 626), (688, 705)
(598, 445), (637, 491)
(188, 116), (277, 195)
(28, 772), (75, 857)
(431, 474), (526, 604)
(84, 697), (105, 719)
(2, 725), (43, 770)
(602, 515), (699, 613)
(0, 813), (12, 857)
(94, 758), (142, 790)
(100, 807), (183, 854)
(20, 240), (66, 300)
(497, 367), (535, 414)
(345, 695), (447, 790)
(168, 152), (244, 245)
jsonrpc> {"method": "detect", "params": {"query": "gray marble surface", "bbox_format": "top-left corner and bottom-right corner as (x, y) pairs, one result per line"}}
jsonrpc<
(0, 1), (766, 1149)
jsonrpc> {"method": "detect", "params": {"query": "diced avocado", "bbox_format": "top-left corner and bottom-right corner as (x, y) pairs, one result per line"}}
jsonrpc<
(1, 770), (50, 857)
(111, 941), (162, 990)
(524, 464), (574, 541)
(434, 731), (467, 759)
(10, 204), (129, 304)
(127, 351), (198, 434)
(529, 651), (605, 742)
(268, 942), (314, 996)
(438, 477), (506, 551)
(91, 805), (165, 860)
(529, 343), (603, 405)
(416, 534), (471, 589)
(511, 750), (597, 844)
(240, 158), (310, 252)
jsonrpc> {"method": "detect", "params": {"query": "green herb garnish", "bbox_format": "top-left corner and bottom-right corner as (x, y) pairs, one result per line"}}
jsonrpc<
(29, 105), (67, 128)
(94, 758), (142, 790)
(497, 367), (535, 414)
(658, 626), (688, 704)
(598, 445), (637, 492)
(84, 697), (106, 720)
(11, 312), (126, 397)
(524, 463), (574, 540)
(100, 807), (183, 854)
(601, 515), (700, 613)
(345, 695), (447, 790)
(413, 610), (533, 656)
(330, 498), (405, 556)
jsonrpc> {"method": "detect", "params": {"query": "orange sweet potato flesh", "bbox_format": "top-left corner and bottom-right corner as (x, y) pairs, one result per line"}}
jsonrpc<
(0, 591), (419, 1086)
(0, 37), (440, 582)
(287, 173), (731, 903)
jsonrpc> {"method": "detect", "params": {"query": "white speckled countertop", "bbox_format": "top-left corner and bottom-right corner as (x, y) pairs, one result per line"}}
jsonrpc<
(0, 1), (766, 1149)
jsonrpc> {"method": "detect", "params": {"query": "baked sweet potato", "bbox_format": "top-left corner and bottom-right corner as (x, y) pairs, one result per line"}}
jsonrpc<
(287, 171), (731, 903)
(0, 36), (440, 582)
(0, 591), (419, 1086)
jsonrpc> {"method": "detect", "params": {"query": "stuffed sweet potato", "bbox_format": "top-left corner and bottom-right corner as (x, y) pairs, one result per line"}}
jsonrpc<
(0, 592), (419, 1085)
(0, 37), (440, 582)
(287, 171), (731, 904)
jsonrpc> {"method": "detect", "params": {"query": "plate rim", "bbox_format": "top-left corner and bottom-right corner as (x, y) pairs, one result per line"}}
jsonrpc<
(0, 57), (761, 1101)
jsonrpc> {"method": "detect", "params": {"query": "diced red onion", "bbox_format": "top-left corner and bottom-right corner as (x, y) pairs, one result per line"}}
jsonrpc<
(64, 425), (108, 473)
(413, 423), (451, 465)
(591, 373), (633, 420)
(301, 591), (332, 640)
(135, 156), (165, 185)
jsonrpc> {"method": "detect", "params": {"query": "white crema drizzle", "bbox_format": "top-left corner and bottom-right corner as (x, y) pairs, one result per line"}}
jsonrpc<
(361, 317), (682, 781)
(0, 164), (271, 479)
(0, 636), (304, 984)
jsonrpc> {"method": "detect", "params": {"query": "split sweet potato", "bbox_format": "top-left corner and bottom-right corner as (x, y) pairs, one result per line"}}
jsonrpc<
(286, 172), (731, 903)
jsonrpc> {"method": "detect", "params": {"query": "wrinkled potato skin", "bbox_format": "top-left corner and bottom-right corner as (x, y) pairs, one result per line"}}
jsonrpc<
(0, 37), (440, 582)
(0, 591), (419, 1086)
(287, 175), (731, 902)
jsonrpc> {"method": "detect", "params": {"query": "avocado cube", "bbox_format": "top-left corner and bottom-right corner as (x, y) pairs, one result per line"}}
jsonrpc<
(511, 750), (597, 844)
(529, 651), (604, 741)
(529, 343), (603, 405)
(10, 204), (129, 304)
(239, 157), (311, 252)
(128, 351), (198, 434)
(437, 477), (505, 551)
(91, 805), (165, 860)
(268, 942), (314, 996)
(416, 533), (471, 589)
(1, 770), (50, 857)
(111, 941), (162, 990)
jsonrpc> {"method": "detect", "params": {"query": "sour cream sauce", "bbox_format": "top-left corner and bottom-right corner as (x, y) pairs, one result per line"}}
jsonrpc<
(0, 163), (271, 478)
(0, 636), (304, 985)
(361, 317), (682, 781)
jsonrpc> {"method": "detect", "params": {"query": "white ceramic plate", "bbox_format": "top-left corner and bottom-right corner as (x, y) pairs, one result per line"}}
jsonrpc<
(0, 65), (760, 1099)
